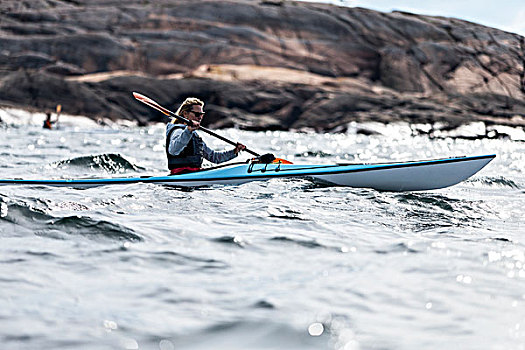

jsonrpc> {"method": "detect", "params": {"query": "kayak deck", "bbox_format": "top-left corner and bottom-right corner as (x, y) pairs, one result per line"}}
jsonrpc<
(0, 154), (495, 191)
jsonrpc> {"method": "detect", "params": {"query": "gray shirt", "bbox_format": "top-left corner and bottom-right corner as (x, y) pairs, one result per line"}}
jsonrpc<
(166, 123), (237, 164)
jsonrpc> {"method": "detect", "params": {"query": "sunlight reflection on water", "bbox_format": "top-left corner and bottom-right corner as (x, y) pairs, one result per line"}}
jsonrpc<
(0, 121), (523, 349)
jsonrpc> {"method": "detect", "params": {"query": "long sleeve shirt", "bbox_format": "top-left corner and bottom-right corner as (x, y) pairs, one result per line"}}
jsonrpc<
(166, 123), (237, 164)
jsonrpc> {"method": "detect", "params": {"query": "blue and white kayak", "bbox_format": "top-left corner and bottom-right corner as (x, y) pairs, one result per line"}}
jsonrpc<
(0, 154), (495, 191)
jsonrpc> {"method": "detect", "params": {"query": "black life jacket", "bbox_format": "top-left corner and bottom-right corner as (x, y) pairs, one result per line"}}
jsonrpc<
(165, 125), (204, 169)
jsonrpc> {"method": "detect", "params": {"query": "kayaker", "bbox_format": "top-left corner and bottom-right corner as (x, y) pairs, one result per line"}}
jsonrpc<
(42, 105), (61, 129)
(43, 112), (55, 129)
(166, 97), (246, 175)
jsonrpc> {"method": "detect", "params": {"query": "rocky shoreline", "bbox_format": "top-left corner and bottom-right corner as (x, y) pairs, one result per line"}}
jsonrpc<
(1, 0), (524, 137)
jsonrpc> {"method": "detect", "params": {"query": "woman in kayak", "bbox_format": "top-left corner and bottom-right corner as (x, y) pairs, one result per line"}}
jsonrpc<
(43, 105), (61, 129)
(43, 112), (57, 129)
(166, 97), (246, 175)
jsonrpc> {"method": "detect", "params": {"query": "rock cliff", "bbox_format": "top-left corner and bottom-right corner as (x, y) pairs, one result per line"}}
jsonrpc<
(1, 0), (524, 135)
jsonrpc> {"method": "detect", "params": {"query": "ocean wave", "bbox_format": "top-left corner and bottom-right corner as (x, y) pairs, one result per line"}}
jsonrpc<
(266, 206), (310, 220)
(294, 150), (333, 158)
(466, 176), (520, 189)
(375, 242), (420, 255)
(50, 153), (145, 173)
(1, 201), (142, 242)
(169, 320), (329, 350)
(252, 300), (276, 309)
(385, 193), (489, 232)
(211, 235), (246, 248)
(270, 236), (326, 249)
(395, 193), (459, 212)
(1, 202), (51, 224)
(50, 216), (143, 241)
(118, 250), (231, 271)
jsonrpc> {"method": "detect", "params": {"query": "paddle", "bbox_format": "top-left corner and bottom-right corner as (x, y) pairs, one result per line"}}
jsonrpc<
(56, 104), (61, 126)
(132, 92), (292, 164)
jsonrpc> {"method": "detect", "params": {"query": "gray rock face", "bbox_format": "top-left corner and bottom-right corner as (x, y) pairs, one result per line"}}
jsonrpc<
(0, 0), (524, 133)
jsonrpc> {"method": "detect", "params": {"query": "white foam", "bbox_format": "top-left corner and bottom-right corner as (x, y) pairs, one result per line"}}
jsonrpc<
(0, 107), (139, 129)
(0, 107), (99, 127)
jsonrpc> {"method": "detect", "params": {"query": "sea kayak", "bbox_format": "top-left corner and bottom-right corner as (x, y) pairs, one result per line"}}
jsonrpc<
(0, 155), (494, 191)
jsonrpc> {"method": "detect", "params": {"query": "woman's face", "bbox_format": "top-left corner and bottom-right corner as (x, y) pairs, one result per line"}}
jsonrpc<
(184, 105), (205, 123)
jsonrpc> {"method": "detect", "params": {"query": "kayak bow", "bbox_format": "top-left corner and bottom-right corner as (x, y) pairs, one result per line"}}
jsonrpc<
(0, 155), (495, 191)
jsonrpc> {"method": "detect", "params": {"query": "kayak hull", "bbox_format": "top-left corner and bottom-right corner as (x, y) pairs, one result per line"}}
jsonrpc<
(312, 155), (493, 191)
(0, 155), (495, 191)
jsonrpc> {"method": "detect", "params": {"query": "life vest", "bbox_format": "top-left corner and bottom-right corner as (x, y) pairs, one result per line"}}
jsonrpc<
(43, 120), (52, 129)
(165, 125), (204, 169)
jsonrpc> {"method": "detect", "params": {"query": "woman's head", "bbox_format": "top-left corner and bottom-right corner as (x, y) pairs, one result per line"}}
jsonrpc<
(176, 97), (205, 124)
(176, 98), (204, 116)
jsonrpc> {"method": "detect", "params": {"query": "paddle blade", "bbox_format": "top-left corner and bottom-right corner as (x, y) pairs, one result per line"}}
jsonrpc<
(273, 158), (293, 164)
(133, 92), (153, 104)
(56, 104), (62, 113)
(133, 92), (171, 116)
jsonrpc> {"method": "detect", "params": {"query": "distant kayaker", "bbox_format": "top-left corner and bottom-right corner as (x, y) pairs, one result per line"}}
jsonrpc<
(166, 97), (246, 175)
(42, 105), (61, 129)
(43, 112), (55, 129)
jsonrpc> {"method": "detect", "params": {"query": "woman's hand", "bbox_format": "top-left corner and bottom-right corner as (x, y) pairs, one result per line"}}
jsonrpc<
(234, 142), (246, 154)
(187, 120), (200, 132)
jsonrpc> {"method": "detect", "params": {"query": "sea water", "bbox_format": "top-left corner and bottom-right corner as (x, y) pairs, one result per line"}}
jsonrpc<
(0, 116), (523, 349)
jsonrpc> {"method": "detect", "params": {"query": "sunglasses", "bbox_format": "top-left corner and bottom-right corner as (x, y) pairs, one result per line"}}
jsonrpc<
(187, 110), (205, 117)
